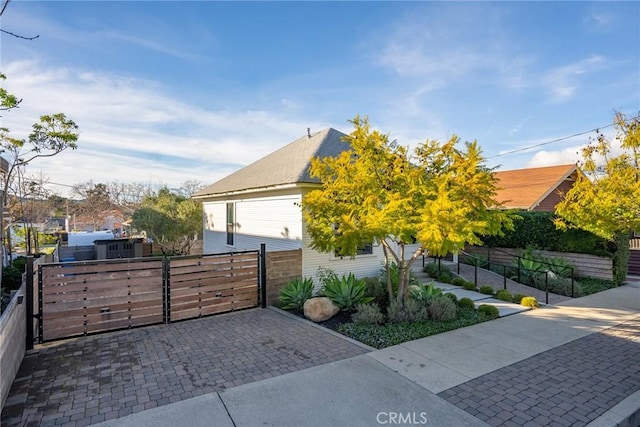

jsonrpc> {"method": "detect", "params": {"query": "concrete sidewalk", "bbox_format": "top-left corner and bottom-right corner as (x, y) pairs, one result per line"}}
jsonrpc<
(96, 280), (640, 427)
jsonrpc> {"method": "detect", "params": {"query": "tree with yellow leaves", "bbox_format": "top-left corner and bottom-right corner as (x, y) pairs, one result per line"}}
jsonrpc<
(302, 116), (513, 304)
(556, 112), (640, 285)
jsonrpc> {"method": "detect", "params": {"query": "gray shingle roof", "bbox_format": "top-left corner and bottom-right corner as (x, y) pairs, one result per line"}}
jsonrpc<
(194, 128), (349, 197)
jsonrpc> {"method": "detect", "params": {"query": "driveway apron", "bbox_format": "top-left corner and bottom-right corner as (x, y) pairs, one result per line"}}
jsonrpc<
(1, 308), (369, 427)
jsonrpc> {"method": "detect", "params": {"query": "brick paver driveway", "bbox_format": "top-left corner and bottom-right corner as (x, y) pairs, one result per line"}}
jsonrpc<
(1, 308), (369, 427)
(439, 316), (640, 426)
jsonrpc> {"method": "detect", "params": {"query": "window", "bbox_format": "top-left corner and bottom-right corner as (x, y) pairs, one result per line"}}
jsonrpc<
(335, 243), (373, 257)
(226, 202), (235, 246)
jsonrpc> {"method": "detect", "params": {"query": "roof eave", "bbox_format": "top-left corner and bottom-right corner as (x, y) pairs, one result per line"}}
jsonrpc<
(193, 182), (321, 201)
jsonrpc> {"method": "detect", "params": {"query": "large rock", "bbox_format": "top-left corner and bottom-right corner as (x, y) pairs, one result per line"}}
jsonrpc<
(303, 297), (340, 322)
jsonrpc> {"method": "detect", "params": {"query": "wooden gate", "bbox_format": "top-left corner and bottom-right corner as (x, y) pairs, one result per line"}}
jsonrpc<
(39, 258), (165, 341)
(168, 251), (259, 322)
(36, 251), (260, 341)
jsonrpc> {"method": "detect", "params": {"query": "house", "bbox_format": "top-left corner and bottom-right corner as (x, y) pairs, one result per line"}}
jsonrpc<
(493, 164), (580, 211)
(193, 128), (388, 283)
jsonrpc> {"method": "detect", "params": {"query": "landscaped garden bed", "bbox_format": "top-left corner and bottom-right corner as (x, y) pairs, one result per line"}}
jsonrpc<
(276, 266), (521, 350)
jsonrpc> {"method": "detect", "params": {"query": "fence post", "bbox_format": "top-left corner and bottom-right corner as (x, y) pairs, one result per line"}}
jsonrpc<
(545, 271), (549, 305)
(37, 264), (43, 343)
(260, 243), (267, 308)
(163, 257), (171, 324)
(25, 256), (34, 350)
(474, 264), (478, 287)
(570, 267), (574, 298)
(503, 265), (507, 290)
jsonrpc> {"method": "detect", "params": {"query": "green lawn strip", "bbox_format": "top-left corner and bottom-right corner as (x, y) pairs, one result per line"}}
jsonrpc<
(337, 310), (492, 349)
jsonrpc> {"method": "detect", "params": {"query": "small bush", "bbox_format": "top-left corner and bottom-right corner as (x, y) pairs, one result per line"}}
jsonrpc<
(437, 271), (453, 284)
(321, 273), (374, 311)
(452, 277), (467, 287)
(495, 290), (512, 302)
(423, 262), (440, 277)
(352, 303), (385, 325)
(479, 286), (495, 296)
(512, 294), (526, 304)
(444, 292), (458, 303)
(477, 304), (500, 319)
(428, 296), (458, 321)
(576, 277), (616, 296)
(520, 296), (539, 308)
(278, 277), (315, 311)
(547, 278), (584, 297)
(387, 299), (429, 323)
(363, 277), (388, 307)
(423, 262), (451, 278)
(458, 297), (476, 311)
(463, 281), (477, 291)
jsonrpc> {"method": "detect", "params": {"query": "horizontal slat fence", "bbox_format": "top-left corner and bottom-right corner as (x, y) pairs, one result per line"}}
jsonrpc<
(168, 252), (258, 322)
(37, 251), (260, 341)
(40, 258), (165, 341)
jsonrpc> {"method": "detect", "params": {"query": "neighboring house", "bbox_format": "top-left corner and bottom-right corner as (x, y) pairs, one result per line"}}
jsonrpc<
(493, 164), (580, 212)
(193, 128), (389, 283)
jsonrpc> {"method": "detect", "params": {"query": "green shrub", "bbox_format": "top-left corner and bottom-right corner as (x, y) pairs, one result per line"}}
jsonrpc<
(321, 273), (373, 311)
(457, 297), (476, 311)
(462, 281), (477, 291)
(444, 292), (458, 303)
(478, 286), (495, 296)
(477, 304), (500, 319)
(278, 277), (315, 310)
(338, 309), (491, 349)
(423, 261), (451, 278)
(495, 290), (512, 302)
(316, 266), (338, 288)
(387, 299), (429, 323)
(576, 277), (616, 295)
(409, 282), (443, 304)
(427, 296), (458, 321)
(452, 277), (468, 287)
(423, 262), (440, 277)
(437, 271), (453, 283)
(512, 294), (526, 304)
(363, 276), (388, 307)
(520, 296), (539, 308)
(352, 303), (385, 325)
(547, 277), (583, 297)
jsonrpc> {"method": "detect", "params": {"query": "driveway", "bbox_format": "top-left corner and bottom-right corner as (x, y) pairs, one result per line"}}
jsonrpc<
(1, 308), (370, 427)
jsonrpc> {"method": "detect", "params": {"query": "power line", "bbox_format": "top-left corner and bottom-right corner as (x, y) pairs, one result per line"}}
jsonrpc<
(487, 113), (640, 159)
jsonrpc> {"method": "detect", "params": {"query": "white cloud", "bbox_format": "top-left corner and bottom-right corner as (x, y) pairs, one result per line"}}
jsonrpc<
(1, 60), (324, 195)
(542, 56), (608, 103)
(526, 146), (584, 168)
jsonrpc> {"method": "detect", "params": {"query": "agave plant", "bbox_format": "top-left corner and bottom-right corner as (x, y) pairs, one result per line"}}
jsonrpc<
(321, 273), (373, 311)
(409, 282), (443, 304)
(278, 277), (315, 311)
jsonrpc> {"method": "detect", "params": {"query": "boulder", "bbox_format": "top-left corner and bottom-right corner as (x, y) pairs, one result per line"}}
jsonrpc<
(303, 297), (340, 322)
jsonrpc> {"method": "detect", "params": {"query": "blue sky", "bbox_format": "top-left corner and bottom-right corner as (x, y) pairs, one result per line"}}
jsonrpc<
(2, 1), (639, 196)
